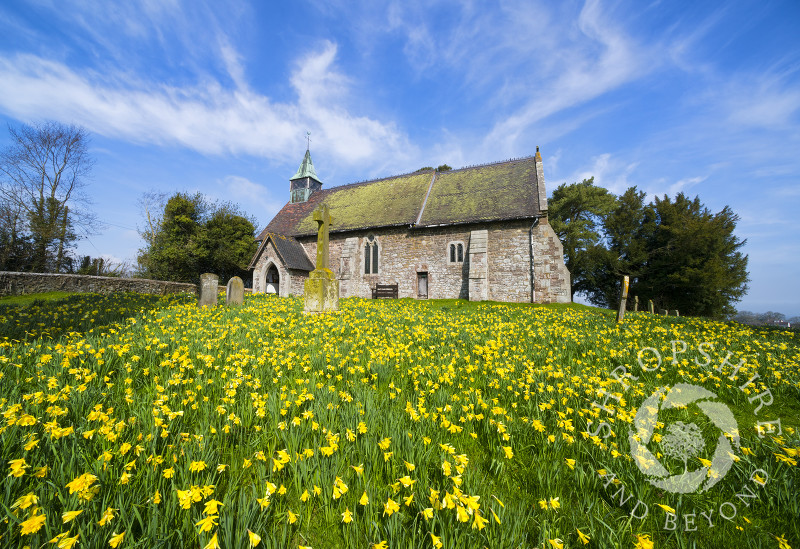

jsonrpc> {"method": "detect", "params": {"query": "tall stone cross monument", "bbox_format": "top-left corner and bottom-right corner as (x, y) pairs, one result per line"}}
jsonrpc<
(304, 204), (340, 313)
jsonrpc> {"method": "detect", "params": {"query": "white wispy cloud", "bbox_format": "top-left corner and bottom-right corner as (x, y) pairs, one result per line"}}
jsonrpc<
(218, 175), (283, 227)
(570, 153), (639, 194)
(668, 176), (706, 196)
(0, 40), (415, 174)
(484, 0), (651, 154)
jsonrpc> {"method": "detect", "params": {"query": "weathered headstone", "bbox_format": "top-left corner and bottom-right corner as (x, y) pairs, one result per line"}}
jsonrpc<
(648, 300), (654, 314)
(616, 275), (629, 323)
(199, 273), (219, 308)
(633, 295), (639, 312)
(226, 276), (244, 306)
(659, 309), (667, 315)
(672, 310), (680, 317)
(304, 204), (339, 313)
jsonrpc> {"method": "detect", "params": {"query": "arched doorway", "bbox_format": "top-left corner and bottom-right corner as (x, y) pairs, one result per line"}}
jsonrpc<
(265, 264), (279, 294)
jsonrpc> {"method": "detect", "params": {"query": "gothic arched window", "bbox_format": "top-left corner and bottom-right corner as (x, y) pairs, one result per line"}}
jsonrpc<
(365, 235), (379, 274)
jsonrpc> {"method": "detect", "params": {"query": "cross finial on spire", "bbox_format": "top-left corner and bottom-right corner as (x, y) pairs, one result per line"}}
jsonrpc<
(306, 131), (311, 151)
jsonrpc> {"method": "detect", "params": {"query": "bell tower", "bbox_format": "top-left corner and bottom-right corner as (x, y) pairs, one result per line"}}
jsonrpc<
(289, 145), (323, 204)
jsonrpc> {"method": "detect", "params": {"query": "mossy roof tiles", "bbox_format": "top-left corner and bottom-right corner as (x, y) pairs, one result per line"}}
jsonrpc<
(416, 158), (540, 226)
(248, 233), (314, 271)
(257, 156), (542, 239)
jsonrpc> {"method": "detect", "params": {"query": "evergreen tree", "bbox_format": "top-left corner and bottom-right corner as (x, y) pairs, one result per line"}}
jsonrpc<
(640, 194), (748, 317)
(547, 178), (617, 301)
(550, 184), (749, 318)
(200, 204), (259, 283)
(137, 193), (257, 284)
(584, 187), (655, 308)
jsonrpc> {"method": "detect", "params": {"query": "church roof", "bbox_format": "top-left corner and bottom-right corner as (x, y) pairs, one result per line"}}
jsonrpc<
(258, 155), (545, 240)
(291, 149), (321, 183)
(248, 232), (314, 271)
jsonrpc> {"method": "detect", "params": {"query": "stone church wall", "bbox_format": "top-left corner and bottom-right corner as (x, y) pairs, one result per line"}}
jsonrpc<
(531, 219), (571, 303)
(291, 219), (570, 303)
(251, 218), (570, 304)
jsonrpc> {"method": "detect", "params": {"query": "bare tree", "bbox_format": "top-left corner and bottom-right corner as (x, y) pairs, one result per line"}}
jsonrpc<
(135, 190), (168, 276)
(0, 121), (98, 272)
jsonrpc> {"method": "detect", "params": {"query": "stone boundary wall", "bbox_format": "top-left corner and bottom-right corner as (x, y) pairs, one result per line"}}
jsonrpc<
(0, 271), (198, 297)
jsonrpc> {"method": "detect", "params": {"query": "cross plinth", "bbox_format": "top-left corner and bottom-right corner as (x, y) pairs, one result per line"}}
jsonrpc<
(304, 203), (339, 314)
(313, 204), (333, 270)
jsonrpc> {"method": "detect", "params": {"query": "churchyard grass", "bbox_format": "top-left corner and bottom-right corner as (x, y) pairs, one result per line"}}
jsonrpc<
(0, 291), (73, 307)
(0, 294), (798, 548)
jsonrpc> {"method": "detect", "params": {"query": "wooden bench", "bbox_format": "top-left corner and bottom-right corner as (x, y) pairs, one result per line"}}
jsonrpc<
(372, 284), (399, 299)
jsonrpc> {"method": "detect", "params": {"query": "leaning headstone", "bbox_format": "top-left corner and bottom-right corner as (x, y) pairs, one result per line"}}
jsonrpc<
(616, 275), (629, 323)
(199, 273), (219, 308)
(304, 204), (340, 313)
(226, 276), (244, 306)
(648, 300), (655, 314)
(633, 295), (639, 312)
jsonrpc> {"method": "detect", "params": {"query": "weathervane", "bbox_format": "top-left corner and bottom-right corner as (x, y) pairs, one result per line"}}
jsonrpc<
(306, 131), (311, 151)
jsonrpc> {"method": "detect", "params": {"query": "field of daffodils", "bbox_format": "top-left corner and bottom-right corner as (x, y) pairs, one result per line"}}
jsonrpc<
(0, 293), (797, 548)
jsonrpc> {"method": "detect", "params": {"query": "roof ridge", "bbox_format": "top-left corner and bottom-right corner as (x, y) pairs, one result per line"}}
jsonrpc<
(320, 155), (536, 191)
(447, 155), (535, 174)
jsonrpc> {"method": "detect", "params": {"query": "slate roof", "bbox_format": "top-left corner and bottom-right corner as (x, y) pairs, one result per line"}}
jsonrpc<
(248, 232), (314, 271)
(257, 155), (544, 240)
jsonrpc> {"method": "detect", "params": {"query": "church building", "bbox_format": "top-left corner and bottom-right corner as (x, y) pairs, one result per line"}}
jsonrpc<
(248, 149), (571, 303)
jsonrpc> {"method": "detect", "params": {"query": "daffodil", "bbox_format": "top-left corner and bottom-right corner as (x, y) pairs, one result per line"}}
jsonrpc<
(63, 509), (83, 523)
(20, 511), (46, 535)
(108, 531), (125, 547)
(203, 499), (223, 515)
(196, 514), (218, 533)
(203, 532), (220, 549)
(97, 507), (117, 526)
(247, 530), (261, 547)
(384, 497), (400, 516)
(11, 492), (38, 510)
(634, 534), (654, 549)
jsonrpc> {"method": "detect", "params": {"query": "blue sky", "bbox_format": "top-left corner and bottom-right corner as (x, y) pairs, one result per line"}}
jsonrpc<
(1, 1), (798, 315)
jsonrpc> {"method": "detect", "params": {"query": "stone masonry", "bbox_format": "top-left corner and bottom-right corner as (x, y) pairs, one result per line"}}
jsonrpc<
(251, 218), (570, 303)
(0, 271), (198, 297)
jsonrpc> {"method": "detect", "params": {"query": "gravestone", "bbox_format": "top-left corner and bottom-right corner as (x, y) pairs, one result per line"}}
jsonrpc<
(304, 204), (339, 313)
(226, 276), (244, 306)
(672, 310), (680, 317)
(199, 273), (219, 308)
(648, 300), (654, 314)
(633, 295), (639, 312)
(616, 275), (629, 323)
(659, 309), (667, 315)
